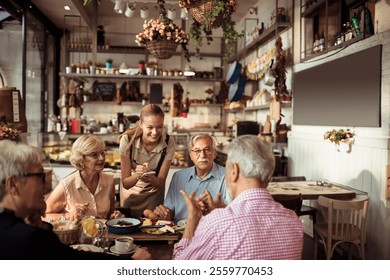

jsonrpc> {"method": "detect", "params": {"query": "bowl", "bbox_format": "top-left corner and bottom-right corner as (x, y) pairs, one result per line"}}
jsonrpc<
(106, 217), (141, 234)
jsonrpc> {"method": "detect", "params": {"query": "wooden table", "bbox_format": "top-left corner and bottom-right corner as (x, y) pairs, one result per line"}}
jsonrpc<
(107, 230), (182, 260)
(267, 180), (357, 200)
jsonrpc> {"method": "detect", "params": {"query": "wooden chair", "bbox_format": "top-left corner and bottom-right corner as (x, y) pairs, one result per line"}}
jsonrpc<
(314, 196), (369, 260)
(273, 195), (303, 216)
(271, 176), (317, 235)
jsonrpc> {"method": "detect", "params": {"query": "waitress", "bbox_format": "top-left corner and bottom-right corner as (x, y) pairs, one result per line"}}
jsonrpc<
(118, 104), (175, 218)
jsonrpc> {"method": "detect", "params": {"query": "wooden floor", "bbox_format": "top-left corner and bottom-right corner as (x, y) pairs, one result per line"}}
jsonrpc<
(302, 234), (359, 260)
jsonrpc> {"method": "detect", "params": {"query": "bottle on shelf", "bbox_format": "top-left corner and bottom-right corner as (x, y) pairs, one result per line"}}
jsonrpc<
(313, 33), (320, 53)
(351, 12), (361, 37)
(117, 112), (125, 133)
(364, 7), (374, 35)
(319, 31), (325, 52)
(344, 22), (353, 41)
(55, 116), (62, 132)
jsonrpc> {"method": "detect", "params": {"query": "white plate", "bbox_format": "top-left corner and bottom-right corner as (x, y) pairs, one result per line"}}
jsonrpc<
(71, 244), (104, 253)
(109, 245), (139, 255)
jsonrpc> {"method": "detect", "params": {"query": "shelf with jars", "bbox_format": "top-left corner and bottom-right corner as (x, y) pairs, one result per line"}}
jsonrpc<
(300, 0), (375, 61)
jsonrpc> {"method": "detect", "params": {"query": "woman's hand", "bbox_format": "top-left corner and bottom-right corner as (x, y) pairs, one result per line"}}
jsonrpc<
(67, 202), (89, 220)
(110, 210), (125, 219)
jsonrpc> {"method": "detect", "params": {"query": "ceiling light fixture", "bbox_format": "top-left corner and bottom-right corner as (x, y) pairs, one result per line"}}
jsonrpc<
(249, 7), (257, 15)
(180, 9), (189, 20)
(140, 6), (149, 19)
(64, 5), (71, 11)
(113, 0), (126, 14)
(125, 2), (136, 18)
(167, 8), (177, 20)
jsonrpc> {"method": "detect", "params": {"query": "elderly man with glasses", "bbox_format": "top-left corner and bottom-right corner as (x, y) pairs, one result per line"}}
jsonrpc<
(151, 134), (227, 223)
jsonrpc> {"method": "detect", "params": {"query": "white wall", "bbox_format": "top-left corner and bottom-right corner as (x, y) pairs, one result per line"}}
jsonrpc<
(288, 0), (390, 259)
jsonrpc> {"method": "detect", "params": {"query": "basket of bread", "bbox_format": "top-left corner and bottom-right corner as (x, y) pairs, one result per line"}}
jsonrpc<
(51, 219), (80, 245)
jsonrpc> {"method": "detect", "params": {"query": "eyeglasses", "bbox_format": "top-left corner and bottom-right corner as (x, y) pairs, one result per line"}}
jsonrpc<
(84, 150), (107, 159)
(191, 147), (213, 156)
(23, 172), (46, 184)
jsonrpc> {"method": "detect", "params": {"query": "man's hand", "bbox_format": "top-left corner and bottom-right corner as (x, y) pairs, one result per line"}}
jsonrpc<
(153, 204), (173, 220)
(132, 247), (152, 260)
(196, 189), (225, 215)
(180, 190), (203, 239)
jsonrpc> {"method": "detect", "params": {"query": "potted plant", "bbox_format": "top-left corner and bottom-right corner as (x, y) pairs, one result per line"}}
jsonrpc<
(0, 118), (20, 142)
(179, 0), (243, 62)
(135, 0), (190, 61)
(105, 58), (113, 69)
(324, 128), (354, 152)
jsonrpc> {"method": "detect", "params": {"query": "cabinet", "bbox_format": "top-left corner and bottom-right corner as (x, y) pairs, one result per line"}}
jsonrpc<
(300, 0), (375, 61)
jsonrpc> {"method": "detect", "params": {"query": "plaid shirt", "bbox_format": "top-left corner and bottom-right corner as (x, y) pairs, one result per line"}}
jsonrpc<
(173, 188), (304, 260)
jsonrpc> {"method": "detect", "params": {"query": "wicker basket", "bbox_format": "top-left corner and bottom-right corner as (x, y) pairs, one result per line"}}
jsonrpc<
(54, 226), (80, 245)
(186, 0), (225, 28)
(146, 40), (179, 60)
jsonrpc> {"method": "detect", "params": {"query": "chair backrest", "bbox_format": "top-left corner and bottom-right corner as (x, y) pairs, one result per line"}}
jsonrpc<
(317, 196), (369, 242)
(273, 195), (303, 215)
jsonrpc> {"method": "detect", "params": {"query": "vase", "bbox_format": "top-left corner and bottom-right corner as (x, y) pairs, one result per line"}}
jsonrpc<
(336, 142), (351, 153)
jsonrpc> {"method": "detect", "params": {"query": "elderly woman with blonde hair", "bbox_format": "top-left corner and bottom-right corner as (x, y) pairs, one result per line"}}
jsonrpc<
(46, 135), (124, 220)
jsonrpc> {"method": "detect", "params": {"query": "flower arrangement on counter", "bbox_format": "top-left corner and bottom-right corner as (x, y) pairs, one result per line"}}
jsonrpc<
(323, 128), (354, 144)
(135, 0), (190, 62)
(0, 121), (20, 142)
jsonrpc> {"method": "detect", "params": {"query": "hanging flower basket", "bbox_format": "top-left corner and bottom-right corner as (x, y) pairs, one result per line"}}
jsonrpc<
(135, 17), (190, 61)
(146, 39), (179, 60)
(185, 0), (226, 28)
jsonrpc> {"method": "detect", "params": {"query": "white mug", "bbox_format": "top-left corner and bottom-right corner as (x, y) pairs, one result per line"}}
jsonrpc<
(115, 237), (133, 253)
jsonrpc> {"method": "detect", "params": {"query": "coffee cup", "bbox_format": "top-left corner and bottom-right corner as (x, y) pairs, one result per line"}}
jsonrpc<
(115, 237), (133, 253)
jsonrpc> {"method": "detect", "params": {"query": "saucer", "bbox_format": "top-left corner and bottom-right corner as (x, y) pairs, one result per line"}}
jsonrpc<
(109, 245), (138, 255)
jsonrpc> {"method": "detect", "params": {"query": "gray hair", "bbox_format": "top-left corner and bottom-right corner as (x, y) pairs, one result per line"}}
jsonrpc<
(0, 140), (43, 201)
(188, 134), (217, 151)
(227, 135), (275, 183)
(69, 135), (105, 170)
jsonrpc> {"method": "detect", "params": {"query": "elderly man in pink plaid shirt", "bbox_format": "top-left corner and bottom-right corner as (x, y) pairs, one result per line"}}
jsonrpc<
(173, 135), (304, 260)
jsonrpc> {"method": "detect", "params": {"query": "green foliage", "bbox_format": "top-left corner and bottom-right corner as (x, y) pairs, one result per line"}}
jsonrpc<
(83, 0), (101, 5)
(188, 0), (244, 63)
(324, 129), (354, 144)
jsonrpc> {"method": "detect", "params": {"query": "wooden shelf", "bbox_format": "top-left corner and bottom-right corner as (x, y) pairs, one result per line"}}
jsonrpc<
(190, 103), (223, 107)
(301, 0), (326, 18)
(228, 22), (292, 63)
(59, 73), (224, 82)
(67, 46), (222, 58)
(173, 128), (224, 133)
(82, 101), (142, 105)
(301, 33), (371, 62)
(244, 103), (292, 111)
(67, 45), (147, 54)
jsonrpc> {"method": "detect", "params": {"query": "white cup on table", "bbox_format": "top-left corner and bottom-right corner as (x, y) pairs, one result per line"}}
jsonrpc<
(115, 237), (133, 253)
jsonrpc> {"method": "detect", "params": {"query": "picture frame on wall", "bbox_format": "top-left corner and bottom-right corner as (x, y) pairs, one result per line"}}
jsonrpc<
(245, 18), (259, 46)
